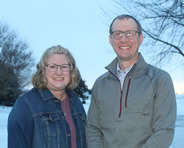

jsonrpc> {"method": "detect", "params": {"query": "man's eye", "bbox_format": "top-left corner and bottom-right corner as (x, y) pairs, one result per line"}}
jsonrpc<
(116, 32), (121, 36)
(127, 33), (133, 36)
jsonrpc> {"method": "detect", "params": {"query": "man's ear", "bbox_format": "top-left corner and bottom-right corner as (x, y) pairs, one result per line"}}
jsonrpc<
(109, 35), (113, 46)
(139, 34), (143, 45)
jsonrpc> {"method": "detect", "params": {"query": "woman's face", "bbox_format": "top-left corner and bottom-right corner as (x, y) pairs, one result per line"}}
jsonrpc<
(45, 54), (71, 94)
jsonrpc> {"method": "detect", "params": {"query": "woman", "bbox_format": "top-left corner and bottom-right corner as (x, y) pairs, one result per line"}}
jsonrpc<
(8, 45), (87, 148)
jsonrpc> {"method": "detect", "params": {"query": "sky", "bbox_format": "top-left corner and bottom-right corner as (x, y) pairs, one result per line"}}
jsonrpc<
(0, 0), (183, 93)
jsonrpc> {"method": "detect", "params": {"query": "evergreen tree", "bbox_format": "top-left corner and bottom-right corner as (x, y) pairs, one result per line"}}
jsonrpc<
(74, 79), (91, 104)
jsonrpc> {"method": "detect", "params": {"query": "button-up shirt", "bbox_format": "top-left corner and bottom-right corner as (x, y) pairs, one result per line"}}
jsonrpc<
(117, 63), (133, 89)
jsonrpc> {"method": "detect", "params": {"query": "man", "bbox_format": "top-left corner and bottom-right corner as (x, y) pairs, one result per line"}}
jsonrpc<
(86, 14), (176, 148)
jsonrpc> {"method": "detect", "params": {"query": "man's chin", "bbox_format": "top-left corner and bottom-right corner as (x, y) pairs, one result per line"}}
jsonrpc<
(118, 54), (138, 62)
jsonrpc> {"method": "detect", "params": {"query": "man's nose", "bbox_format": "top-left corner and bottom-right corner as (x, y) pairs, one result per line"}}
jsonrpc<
(120, 33), (129, 42)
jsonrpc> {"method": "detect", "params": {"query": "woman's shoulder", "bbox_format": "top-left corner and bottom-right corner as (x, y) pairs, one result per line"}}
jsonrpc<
(17, 88), (43, 108)
(19, 87), (39, 98)
(67, 91), (79, 99)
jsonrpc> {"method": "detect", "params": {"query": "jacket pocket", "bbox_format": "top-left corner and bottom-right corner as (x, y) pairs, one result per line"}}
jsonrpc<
(39, 113), (64, 148)
(73, 113), (86, 127)
(41, 113), (61, 134)
(42, 113), (61, 122)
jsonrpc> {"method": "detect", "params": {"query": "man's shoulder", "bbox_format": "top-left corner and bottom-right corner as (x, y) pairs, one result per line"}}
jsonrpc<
(95, 71), (111, 82)
(146, 64), (171, 80)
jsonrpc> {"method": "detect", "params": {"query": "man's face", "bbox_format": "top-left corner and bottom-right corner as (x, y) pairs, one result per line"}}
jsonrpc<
(109, 18), (143, 63)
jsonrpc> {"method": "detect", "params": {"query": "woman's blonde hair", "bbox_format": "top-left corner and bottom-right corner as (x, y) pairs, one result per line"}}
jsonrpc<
(32, 45), (81, 90)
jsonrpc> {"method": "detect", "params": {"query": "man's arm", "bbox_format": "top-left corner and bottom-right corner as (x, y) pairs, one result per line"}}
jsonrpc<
(142, 72), (177, 148)
(86, 84), (104, 148)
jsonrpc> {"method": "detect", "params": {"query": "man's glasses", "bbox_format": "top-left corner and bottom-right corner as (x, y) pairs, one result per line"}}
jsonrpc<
(46, 64), (71, 72)
(111, 30), (140, 40)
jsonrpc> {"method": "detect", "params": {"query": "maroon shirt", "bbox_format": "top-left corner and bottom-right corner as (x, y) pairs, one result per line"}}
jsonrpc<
(61, 96), (76, 148)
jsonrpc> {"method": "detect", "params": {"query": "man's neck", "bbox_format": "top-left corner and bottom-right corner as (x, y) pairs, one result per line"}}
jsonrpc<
(118, 55), (138, 71)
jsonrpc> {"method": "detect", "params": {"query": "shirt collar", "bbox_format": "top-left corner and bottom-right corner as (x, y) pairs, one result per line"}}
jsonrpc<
(38, 88), (77, 101)
(116, 62), (133, 74)
(38, 88), (56, 101)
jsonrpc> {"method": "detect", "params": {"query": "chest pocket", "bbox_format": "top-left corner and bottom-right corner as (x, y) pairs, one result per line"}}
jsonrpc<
(41, 113), (63, 137)
(42, 113), (61, 121)
(73, 113), (86, 125)
(39, 112), (68, 148)
(123, 76), (154, 115)
(72, 113), (86, 136)
(39, 112), (67, 148)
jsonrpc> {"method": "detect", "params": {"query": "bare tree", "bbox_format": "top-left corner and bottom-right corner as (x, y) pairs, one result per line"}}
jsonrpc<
(105, 0), (184, 64)
(0, 23), (34, 106)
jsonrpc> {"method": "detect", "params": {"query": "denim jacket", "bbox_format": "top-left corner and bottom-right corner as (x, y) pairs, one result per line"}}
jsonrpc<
(8, 88), (87, 148)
